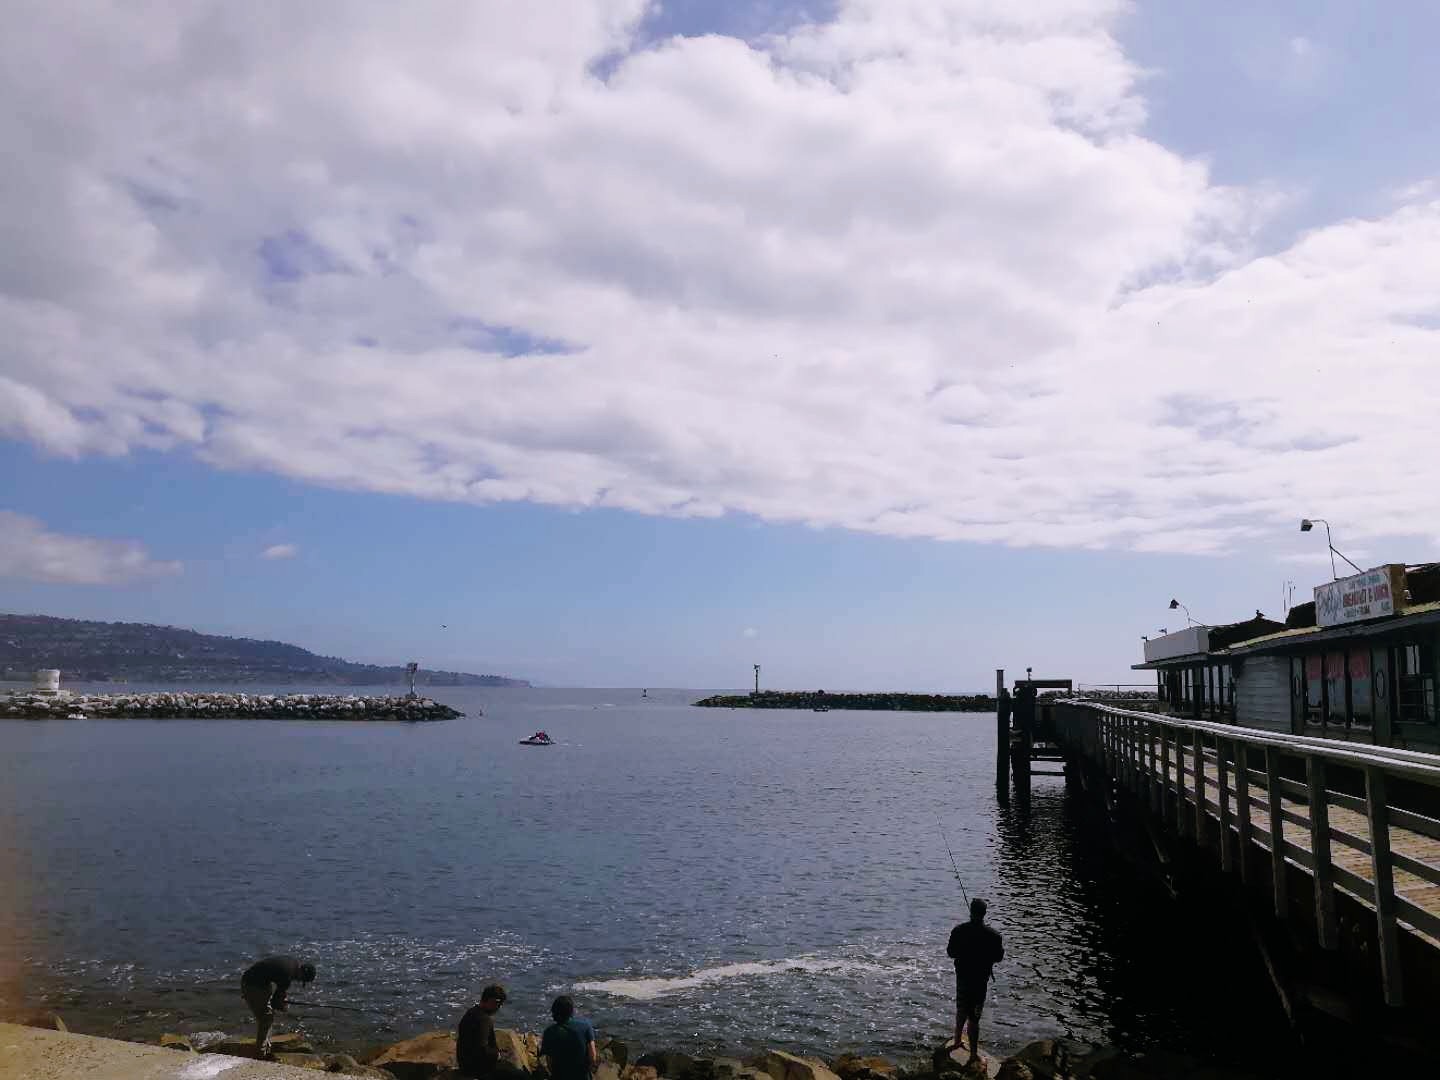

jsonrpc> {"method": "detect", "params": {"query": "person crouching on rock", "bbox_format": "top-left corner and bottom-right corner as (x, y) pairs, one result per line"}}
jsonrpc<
(541, 994), (596, 1080)
(458, 984), (527, 1080)
(946, 898), (1003, 1066)
(240, 954), (315, 1059)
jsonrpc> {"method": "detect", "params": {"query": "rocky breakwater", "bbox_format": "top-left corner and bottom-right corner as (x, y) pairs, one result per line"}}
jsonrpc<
(1, 690), (463, 721)
(8, 1011), (1268, 1080)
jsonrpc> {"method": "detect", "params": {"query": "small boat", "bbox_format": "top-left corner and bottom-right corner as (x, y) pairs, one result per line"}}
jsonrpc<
(519, 731), (555, 746)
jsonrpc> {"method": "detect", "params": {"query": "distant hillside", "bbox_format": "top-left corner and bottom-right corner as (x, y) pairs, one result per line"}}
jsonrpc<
(0, 614), (530, 687)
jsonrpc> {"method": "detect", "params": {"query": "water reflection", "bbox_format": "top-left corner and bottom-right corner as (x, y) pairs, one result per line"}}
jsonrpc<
(991, 775), (1292, 1073)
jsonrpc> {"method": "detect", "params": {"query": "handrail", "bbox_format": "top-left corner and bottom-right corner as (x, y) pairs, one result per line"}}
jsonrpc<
(1046, 697), (1437, 1007)
(1056, 699), (1440, 787)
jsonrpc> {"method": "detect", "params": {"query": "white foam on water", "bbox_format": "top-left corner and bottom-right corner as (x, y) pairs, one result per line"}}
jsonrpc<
(574, 953), (885, 1001)
(177, 1057), (243, 1078)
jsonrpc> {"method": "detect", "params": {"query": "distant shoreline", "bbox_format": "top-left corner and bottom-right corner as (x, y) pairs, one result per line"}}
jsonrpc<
(694, 691), (997, 711)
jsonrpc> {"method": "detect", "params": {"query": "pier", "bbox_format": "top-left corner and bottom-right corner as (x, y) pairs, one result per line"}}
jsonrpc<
(1018, 696), (1440, 1052)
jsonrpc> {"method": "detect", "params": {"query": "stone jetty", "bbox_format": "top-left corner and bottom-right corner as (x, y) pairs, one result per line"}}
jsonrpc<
(0, 689), (462, 721)
(694, 691), (997, 712)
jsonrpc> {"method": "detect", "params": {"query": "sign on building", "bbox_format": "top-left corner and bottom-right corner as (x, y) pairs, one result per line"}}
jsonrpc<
(1314, 564), (1406, 628)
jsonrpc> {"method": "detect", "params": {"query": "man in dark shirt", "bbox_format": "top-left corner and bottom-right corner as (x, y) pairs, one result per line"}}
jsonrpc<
(240, 955), (315, 1058)
(946, 898), (1003, 1066)
(457, 984), (528, 1080)
(540, 995), (596, 1080)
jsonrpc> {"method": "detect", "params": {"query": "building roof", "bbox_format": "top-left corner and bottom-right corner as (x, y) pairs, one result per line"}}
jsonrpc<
(1226, 599), (1440, 655)
(1131, 652), (1209, 671)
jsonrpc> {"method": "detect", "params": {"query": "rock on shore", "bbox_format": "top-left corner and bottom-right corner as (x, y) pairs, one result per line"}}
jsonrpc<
(0, 690), (462, 721)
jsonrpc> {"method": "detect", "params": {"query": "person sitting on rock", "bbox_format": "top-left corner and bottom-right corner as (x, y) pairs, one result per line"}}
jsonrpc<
(240, 954), (315, 1059)
(457, 984), (527, 1080)
(946, 898), (1003, 1066)
(541, 994), (596, 1080)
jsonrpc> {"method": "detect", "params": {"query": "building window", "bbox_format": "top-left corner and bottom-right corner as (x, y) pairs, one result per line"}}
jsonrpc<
(1305, 654), (1324, 726)
(1397, 642), (1436, 725)
(1349, 649), (1372, 727)
(1324, 651), (1347, 728)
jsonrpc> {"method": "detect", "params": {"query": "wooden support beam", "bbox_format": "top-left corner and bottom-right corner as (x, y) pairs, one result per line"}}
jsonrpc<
(1193, 729), (1207, 846)
(1160, 728), (1173, 829)
(1218, 737), (1234, 872)
(1265, 748), (1288, 918)
(1306, 756), (1339, 949)
(1365, 766), (1403, 1005)
(1234, 742), (1251, 884)
(995, 668), (1007, 801)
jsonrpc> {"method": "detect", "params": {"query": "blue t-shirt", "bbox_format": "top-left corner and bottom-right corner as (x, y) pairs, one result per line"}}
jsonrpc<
(540, 1017), (595, 1080)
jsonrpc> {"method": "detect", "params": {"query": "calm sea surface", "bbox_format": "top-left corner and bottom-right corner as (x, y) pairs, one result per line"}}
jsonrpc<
(0, 686), (1287, 1066)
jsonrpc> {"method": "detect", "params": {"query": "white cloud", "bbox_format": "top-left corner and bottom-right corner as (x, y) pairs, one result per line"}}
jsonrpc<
(1, 2), (1439, 557)
(0, 511), (181, 585)
(261, 543), (299, 560)
(743, 627), (759, 639)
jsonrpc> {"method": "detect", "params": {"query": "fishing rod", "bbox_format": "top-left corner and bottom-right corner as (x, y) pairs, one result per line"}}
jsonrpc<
(285, 1000), (368, 1014)
(938, 821), (970, 906)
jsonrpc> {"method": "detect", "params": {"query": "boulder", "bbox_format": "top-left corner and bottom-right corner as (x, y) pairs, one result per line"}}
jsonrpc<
(637, 1051), (697, 1080)
(188, 1031), (230, 1051)
(832, 1056), (897, 1080)
(201, 1037), (262, 1058)
(273, 1032), (318, 1054)
(13, 1010), (66, 1032)
(497, 1027), (535, 1071)
(159, 1033), (195, 1052)
(622, 1066), (660, 1080)
(931, 1043), (993, 1080)
(367, 1029), (457, 1080)
(711, 1059), (747, 1080)
(594, 1062), (622, 1080)
(1001, 1039), (1115, 1080)
(995, 1064), (1032, 1080)
(602, 1038), (630, 1069)
(761, 1050), (843, 1080)
(277, 1053), (331, 1070)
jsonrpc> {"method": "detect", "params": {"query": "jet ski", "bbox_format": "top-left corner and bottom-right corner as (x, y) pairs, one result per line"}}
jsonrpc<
(519, 730), (555, 746)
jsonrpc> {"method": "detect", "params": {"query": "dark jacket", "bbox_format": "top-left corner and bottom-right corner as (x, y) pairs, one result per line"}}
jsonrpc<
(947, 920), (1004, 986)
(242, 955), (304, 990)
(457, 1004), (499, 1078)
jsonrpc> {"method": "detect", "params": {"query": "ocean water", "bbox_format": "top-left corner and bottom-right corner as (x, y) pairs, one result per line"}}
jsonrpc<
(0, 686), (1286, 1065)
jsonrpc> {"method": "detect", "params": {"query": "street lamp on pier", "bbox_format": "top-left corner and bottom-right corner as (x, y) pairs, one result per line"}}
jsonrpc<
(1300, 518), (1363, 581)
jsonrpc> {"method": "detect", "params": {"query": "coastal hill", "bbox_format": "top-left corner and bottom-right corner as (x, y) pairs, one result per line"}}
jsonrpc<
(0, 613), (529, 687)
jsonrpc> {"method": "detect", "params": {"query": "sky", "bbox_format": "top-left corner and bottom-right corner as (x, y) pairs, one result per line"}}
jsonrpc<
(3, 1), (1439, 690)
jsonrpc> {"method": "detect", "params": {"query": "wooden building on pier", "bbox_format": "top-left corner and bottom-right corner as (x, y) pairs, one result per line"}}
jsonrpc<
(1134, 563), (1440, 752)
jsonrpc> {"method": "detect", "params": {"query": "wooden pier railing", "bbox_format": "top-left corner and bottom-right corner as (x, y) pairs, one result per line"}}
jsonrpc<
(1049, 701), (1440, 1007)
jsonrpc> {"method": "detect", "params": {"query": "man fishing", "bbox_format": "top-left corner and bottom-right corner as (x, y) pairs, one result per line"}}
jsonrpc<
(457, 984), (528, 1080)
(946, 898), (1003, 1066)
(240, 954), (316, 1059)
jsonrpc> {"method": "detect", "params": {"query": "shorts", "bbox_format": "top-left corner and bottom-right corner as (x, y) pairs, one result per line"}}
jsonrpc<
(242, 980), (276, 1018)
(955, 974), (987, 1020)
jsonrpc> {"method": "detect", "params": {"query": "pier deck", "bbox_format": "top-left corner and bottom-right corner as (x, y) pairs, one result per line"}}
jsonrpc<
(1049, 702), (1440, 1008)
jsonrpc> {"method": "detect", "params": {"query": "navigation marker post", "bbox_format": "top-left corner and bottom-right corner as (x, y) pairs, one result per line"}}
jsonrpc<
(995, 668), (1008, 803)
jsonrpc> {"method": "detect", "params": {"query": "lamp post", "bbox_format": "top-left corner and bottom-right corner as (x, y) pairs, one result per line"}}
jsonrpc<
(1168, 598), (1199, 627)
(753, 664), (761, 695)
(1300, 518), (1363, 580)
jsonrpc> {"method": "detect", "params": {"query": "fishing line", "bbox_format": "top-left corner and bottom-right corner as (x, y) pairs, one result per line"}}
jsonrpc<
(285, 1000), (367, 1013)
(938, 821), (970, 906)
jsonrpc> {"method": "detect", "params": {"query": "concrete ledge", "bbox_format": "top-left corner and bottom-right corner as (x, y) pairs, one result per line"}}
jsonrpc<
(0, 1023), (323, 1079)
